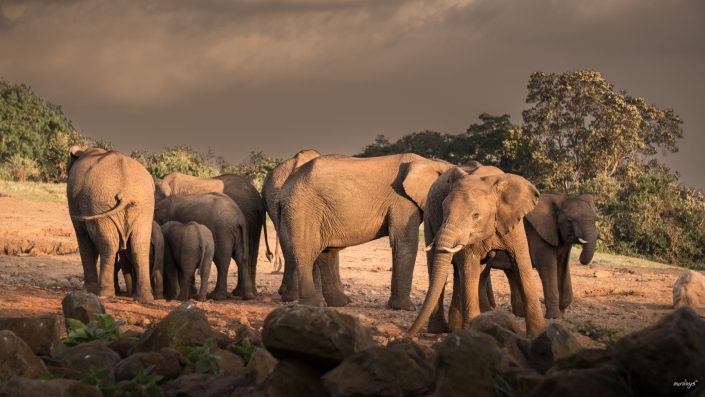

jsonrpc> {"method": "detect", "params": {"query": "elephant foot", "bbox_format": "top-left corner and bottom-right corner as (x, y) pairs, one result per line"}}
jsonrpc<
(545, 310), (563, 319)
(98, 286), (116, 297)
(196, 294), (207, 302)
(388, 297), (416, 311)
(279, 285), (299, 302)
(135, 291), (154, 304)
(300, 295), (327, 307)
(427, 318), (450, 334)
(323, 290), (351, 307)
(207, 290), (230, 300)
(84, 282), (100, 294)
(232, 286), (257, 298)
(154, 292), (164, 300)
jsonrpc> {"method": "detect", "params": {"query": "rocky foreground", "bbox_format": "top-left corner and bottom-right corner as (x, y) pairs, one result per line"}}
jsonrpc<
(0, 291), (703, 397)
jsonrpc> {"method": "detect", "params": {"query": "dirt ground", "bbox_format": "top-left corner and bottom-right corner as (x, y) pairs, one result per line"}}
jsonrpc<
(0, 191), (693, 348)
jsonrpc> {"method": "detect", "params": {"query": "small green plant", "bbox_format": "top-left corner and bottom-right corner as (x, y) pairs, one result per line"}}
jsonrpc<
(113, 366), (164, 397)
(573, 320), (619, 348)
(230, 338), (258, 364)
(64, 314), (125, 346)
(184, 339), (222, 375)
(82, 367), (118, 397)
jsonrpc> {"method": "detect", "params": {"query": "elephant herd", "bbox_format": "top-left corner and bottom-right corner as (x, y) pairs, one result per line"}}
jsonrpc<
(66, 146), (598, 336)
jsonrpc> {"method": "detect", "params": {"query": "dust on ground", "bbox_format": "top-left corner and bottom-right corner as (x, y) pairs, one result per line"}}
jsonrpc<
(0, 187), (690, 348)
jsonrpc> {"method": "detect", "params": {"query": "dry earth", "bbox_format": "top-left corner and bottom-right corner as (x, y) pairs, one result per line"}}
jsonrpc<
(0, 182), (694, 348)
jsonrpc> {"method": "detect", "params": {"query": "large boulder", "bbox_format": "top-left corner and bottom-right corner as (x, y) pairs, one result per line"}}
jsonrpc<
(673, 270), (705, 309)
(0, 315), (62, 356)
(432, 331), (502, 397)
(528, 323), (581, 374)
(262, 305), (375, 369)
(244, 349), (279, 385)
(0, 330), (48, 379)
(526, 366), (633, 397)
(132, 303), (214, 352)
(469, 310), (531, 368)
(323, 339), (436, 397)
(254, 359), (328, 397)
(113, 350), (182, 382)
(212, 349), (246, 377)
(61, 291), (105, 325)
(162, 374), (246, 397)
(614, 307), (705, 397)
(0, 378), (100, 397)
(54, 340), (121, 378)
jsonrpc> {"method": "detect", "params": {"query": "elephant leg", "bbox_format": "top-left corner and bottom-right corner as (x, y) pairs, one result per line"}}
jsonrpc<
(197, 261), (211, 302)
(478, 266), (493, 312)
(163, 246), (179, 300)
(97, 243), (119, 298)
(177, 265), (193, 301)
(461, 257), (483, 329)
(152, 241), (165, 300)
(558, 247), (573, 313)
(114, 253), (122, 296)
(511, 229), (545, 337)
(282, 244), (324, 306)
(74, 227), (99, 294)
(233, 224), (260, 298)
(487, 271), (496, 309)
(208, 245), (231, 300)
(387, 208), (421, 311)
(318, 250), (351, 307)
(505, 269), (526, 317)
(127, 224), (155, 303)
(312, 261), (323, 296)
(448, 262), (464, 332)
(233, 251), (255, 300)
(538, 256), (561, 319)
(273, 234), (284, 273)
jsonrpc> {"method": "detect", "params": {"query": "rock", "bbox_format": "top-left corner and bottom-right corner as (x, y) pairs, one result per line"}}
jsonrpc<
(614, 307), (705, 397)
(132, 303), (214, 352)
(432, 331), (502, 397)
(244, 349), (279, 385)
(61, 291), (105, 325)
(0, 330), (48, 379)
(0, 378), (101, 397)
(673, 270), (705, 308)
(234, 324), (262, 346)
(107, 330), (142, 358)
(262, 305), (375, 369)
(256, 359), (327, 397)
(212, 329), (235, 350)
(162, 374), (246, 397)
(552, 348), (614, 371)
(469, 310), (520, 334)
(213, 348), (245, 377)
(0, 315), (61, 356)
(529, 323), (581, 374)
(323, 338), (436, 397)
(114, 351), (182, 382)
(526, 366), (633, 397)
(499, 367), (545, 397)
(54, 340), (121, 377)
(469, 310), (530, 368)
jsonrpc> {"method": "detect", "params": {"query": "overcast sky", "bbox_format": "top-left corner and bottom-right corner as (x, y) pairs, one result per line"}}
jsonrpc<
(1, 0), (703, 189)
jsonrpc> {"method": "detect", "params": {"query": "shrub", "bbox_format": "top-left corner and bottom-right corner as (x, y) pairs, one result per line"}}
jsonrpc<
(183, 339), (222, 375)
(64, 314), (125, 346)
(5, 154), (40, 182)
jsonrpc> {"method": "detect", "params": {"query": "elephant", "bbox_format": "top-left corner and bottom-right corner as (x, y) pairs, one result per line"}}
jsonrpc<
(154, 193), (250, 300)
(161, 221), (215, 301)
(67, 146), (156, 302)
(407, 166), (545, 337)
(480, 193), (598, 318)
(154, 172), (271, 298)
(113, 221), (165, 299)
(261, 149), (321, 272)
(277, 153), (453, 309)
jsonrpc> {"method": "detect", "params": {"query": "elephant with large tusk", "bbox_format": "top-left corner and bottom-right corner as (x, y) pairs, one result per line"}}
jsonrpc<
(407, 165), (545, 337)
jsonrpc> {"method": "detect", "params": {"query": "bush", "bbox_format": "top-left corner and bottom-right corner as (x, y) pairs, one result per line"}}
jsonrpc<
(5, 154), (40, 182)
(131, 146), (220, 179)
(64, 314), (126, 346)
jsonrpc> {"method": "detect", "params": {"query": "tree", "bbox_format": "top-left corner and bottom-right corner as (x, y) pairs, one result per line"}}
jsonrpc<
(222, 151), (280, 190)
(507, 71), (683, 192)
(453, 113), (521, 171)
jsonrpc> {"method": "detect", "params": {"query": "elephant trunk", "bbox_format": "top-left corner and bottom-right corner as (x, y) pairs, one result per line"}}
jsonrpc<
(407, 251), (453, 336)
(578, 221), (597, 265)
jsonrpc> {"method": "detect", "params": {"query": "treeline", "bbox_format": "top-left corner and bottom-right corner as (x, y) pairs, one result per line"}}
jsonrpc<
(0, 79), (280, 190)
(358, 71), (705, 267)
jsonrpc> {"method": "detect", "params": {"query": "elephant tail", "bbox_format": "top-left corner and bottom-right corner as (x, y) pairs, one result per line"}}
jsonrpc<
(71, 193), (134, 221)
(262, 209), (273, 263)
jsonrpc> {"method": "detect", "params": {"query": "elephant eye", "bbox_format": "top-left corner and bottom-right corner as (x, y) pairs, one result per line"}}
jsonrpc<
(472, 212), (480, 220)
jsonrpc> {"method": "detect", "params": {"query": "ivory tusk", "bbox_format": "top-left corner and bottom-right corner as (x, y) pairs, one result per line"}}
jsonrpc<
(424, 242), (435, 252)
(439, 244), (464, 253)
(578, 238), (588, 244)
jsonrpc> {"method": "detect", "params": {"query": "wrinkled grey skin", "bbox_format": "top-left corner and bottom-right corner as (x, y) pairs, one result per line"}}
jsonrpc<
(154, 172), (270, 298)
(67, 146), (155, 302)
(161, 221), (214, 301)
(154, 193), (250, 300)
(407, 166), (545, 337)
(277, 153), (452, 309)
(114, 221), (165, 299)
(481, 193), (598, 318)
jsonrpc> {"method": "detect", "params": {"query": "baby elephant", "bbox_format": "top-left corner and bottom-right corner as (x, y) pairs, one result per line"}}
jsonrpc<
(161, 221), (215, 301)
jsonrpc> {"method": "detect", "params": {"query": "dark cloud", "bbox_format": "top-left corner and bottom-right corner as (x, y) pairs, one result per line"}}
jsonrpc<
(0, 0), (703, 189)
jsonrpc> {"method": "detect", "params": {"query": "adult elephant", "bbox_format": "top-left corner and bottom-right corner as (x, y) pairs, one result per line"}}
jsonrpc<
(154, 172), (270, 298)
(67, 146), (155, 302)
(154, 193), (250, 300)
(480, 193), (598, 318)
(407, 166), (545, 337)
(277, 153), (452, 309)
(114, 221), (165, 299)
(261, 149), (320, 272)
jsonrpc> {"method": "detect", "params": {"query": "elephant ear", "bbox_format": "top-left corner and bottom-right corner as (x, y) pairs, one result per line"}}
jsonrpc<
(402, 160), (454, 210)
(484, 174), (540, 235)
(525, 193), (561, 246)
(67, 145), (84, 172)
(293, 149), (321, 169)
(469, 165), (504, 177)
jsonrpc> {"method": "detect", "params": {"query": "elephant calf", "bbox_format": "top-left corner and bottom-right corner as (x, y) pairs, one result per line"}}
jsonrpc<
(161, 221), (214, 301)
(113, 221), (165, 299)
